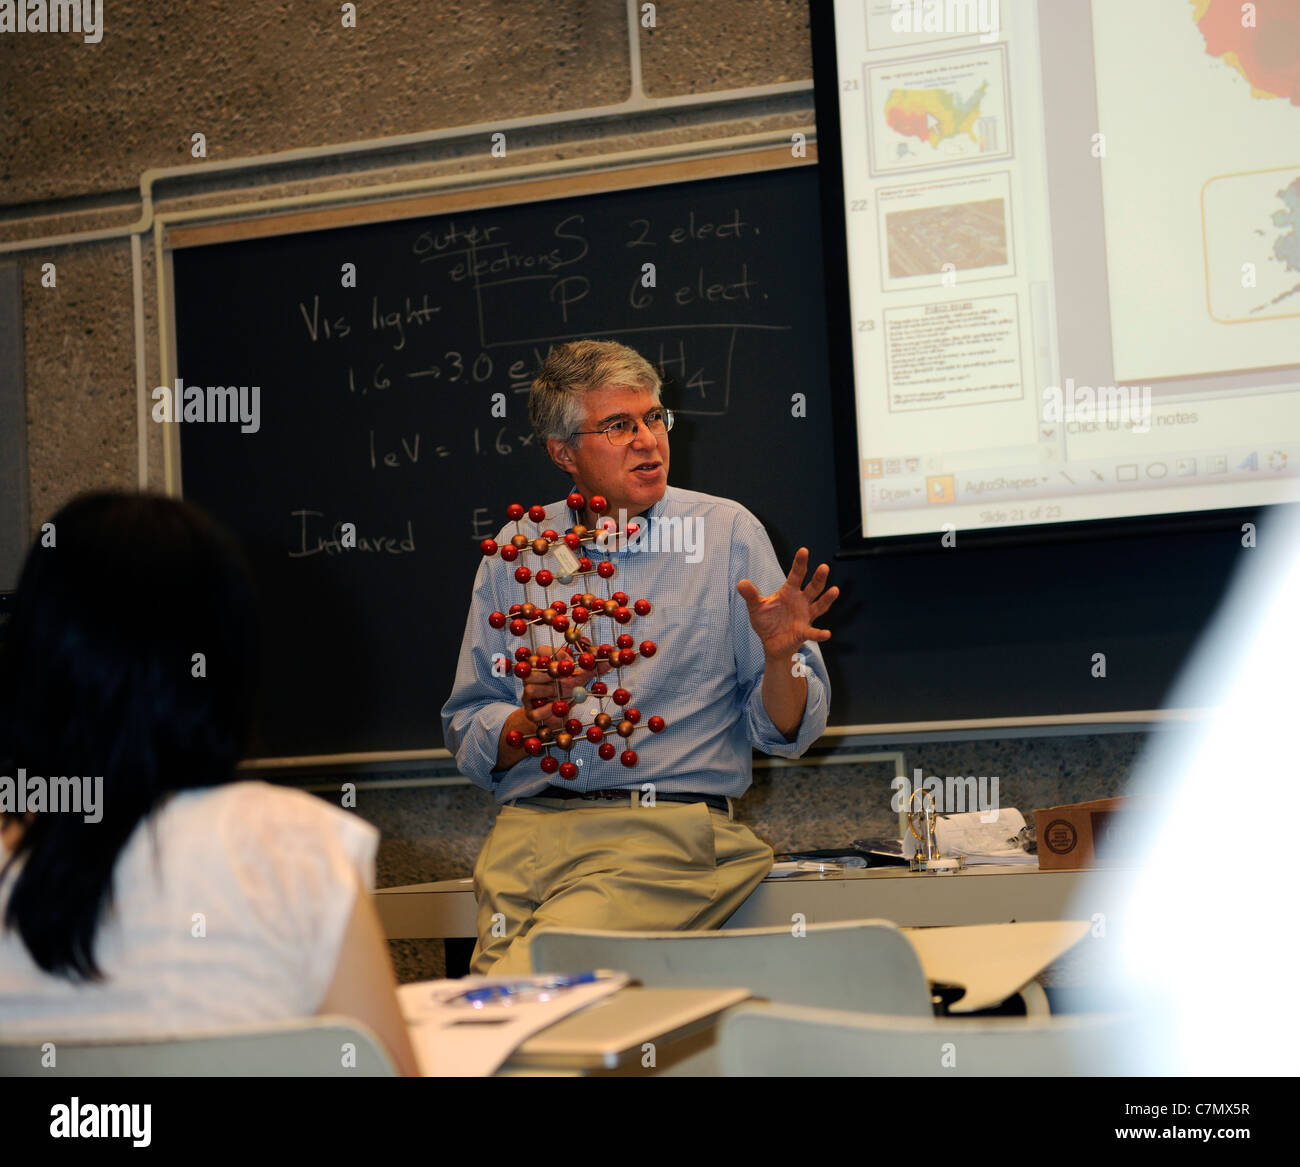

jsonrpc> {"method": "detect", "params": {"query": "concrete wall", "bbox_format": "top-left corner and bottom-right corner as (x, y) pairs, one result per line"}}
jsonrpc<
(0, 1), (1140, 983)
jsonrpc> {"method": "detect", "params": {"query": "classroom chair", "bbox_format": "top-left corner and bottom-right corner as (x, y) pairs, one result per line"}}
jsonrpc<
(529, 919), (938, 1075)
(716, 1002), (1128, 1076)
(530, 920), (935, 1014)
(0, 1016), (397, 1077)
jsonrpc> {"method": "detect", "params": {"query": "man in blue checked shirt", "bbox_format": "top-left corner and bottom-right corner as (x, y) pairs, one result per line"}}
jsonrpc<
(442, 339), (837, 975)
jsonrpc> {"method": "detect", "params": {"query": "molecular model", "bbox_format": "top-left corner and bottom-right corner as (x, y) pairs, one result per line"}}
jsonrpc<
(479, 492), (666, 779)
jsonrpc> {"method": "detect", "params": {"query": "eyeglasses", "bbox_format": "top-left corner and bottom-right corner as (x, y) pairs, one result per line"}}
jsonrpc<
(572, 407), (674, 447)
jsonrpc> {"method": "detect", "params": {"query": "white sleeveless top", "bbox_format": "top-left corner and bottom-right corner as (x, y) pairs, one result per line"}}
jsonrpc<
(0, 781), (378, 1038)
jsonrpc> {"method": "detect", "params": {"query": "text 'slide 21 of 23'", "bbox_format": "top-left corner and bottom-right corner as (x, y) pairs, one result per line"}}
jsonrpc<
(482, 493), (666, 777)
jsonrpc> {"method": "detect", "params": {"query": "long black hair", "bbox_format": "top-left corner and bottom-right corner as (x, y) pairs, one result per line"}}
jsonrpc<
(0, 492), (261, 980)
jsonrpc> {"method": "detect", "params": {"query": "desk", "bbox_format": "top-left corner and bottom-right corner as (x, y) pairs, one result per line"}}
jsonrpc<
(496, 986), (751, 1075)
(375, 865), (1132, 940)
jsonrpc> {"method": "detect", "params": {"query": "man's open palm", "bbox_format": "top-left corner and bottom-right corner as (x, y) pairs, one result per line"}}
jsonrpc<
(736, 547), (839, 659)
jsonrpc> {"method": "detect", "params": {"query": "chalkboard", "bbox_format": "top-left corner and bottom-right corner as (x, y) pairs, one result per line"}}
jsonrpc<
(173, 159), (1243, 762)
(175, 161), (840, 758)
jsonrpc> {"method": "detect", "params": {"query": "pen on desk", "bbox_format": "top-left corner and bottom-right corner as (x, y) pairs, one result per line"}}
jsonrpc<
(453, 971), (605, 1006)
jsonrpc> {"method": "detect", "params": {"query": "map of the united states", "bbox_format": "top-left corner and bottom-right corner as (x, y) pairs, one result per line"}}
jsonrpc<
(1191, 0), (1300, 105)
(884, 81), (988, 148)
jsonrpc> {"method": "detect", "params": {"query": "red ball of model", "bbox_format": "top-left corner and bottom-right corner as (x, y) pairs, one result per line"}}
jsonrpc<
(590, 495), (608, 514)
(571, 606), (590, 625)
(513, 661), (531, 679)
(618, 648), (636, 666)
(612, 688), (631, 706)
(514, 566), (532, 584)
(565, 718), (583, 735)
(505, 729), (524, 749)
(550, 600), (567, 614)
(488, 611), (507, 629)
(634, 599), (652, 617)
(611, 591), (629, 607)
(615, 634), (634, 649)
(578, 557), (594, 573)
(625, 708), (641, 724)
(551, 700), (570, 718)
(639, 640), (656, 658)
(543, 529), (558, 541)
(598, 742), (617, 760)
(559, 761), (579, 781)
(524, 737), (543, 756)
(555, 657), (575, 678)
(500, 544), (518, 562)
(577, 651), (597, 671)
(535, 569), (554, 588)
(563, 532), (581, 551)
(586, 726), (604, 743)
(620, 750), (638, 768)
(508, 603), (522, 615)
(647, 716), (665, 733)
(552, 615), (569, 632)
(509, 619), (528, 637)
(589, 681), (608, 696)
(613, 606), (632, 624)
(507, 503), (525, 521)
(567, 492), (585, 512)
(528, 505), (546, 522)
(481, 539), (498, 557)
(540, 754), (559, 775)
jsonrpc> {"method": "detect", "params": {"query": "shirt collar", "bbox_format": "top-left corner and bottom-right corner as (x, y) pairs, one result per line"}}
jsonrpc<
(558, 485), (672, 530)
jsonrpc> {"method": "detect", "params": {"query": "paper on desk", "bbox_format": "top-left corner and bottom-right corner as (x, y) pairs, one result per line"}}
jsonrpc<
(398, 972), (629, 1076)
(767, 860), (846, 878)
(903, 808), (1037, 865)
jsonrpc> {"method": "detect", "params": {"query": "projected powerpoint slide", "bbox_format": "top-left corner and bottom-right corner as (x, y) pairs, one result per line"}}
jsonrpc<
(1092, 0), (1300, 380)
(883, 293), (1024, 412)
(863, 0), (1002, 52)
(865, 46), (1012, 177)
(876, 170), (1014, 290)
(1203, 167), (1300, 323)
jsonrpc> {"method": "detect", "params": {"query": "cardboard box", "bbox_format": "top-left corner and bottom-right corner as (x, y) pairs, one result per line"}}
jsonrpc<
(1032, 796), (1136, 870)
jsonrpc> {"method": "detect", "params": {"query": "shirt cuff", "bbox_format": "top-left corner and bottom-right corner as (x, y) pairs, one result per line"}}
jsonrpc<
(746, 669), (828, 758)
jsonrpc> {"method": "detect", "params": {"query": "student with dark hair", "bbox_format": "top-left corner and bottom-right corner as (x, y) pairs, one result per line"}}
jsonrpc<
(0, 492), (418, 1076)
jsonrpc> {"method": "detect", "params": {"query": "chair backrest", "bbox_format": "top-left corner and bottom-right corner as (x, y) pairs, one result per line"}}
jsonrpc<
(716, 1002), (1129, 1076)
(0, 1016), (397, 1077)
(529, 920), (934, 1016)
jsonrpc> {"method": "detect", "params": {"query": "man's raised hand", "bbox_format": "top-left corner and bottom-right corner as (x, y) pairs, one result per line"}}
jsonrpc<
(736, 547), (839, 660)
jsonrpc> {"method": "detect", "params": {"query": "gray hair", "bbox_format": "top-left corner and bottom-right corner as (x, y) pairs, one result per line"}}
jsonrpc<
(529, 340), (662, 444)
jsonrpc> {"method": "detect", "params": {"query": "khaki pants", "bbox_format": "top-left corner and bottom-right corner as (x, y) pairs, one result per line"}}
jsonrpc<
(469, 796), (774, 976)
